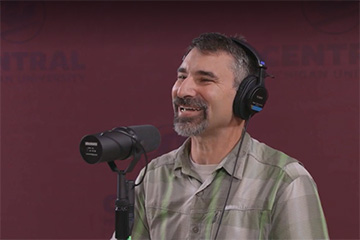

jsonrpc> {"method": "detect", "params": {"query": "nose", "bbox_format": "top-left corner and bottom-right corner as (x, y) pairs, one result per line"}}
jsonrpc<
(173, 76), (197, 99)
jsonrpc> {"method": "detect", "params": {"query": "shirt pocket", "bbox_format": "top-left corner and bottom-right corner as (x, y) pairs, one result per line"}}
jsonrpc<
(146, 206), (189, 240)
(210, 208), (271, 240)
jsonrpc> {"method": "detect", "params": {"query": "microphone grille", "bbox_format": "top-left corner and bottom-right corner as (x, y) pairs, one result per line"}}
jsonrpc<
(129, 125), (161, 153)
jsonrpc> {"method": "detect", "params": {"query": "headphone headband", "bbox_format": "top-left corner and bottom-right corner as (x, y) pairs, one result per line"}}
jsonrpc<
(230, 38), (267, 70)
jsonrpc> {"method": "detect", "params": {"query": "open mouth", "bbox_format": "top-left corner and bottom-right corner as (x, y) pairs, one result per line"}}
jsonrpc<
(179, 106), (202, 112)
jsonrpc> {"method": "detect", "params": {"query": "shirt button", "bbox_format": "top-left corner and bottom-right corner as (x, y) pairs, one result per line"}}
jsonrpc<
(192, 226), (199, 233)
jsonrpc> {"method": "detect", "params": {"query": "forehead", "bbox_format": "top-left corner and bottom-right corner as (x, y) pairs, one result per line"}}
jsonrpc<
(179, 49), (235, 76)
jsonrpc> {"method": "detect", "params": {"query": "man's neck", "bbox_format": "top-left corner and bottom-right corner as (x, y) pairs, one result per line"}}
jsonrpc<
(190, 122), (245, 165)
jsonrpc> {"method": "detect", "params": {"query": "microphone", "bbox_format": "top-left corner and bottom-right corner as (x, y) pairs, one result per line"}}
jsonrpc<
(79, 125), (161, 164)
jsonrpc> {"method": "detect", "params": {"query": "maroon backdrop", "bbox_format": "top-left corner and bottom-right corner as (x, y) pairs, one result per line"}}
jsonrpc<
(1, 1), (359, 239)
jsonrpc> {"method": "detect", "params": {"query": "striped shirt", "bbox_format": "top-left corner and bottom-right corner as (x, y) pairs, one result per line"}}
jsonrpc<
(130, 133), (329, 240)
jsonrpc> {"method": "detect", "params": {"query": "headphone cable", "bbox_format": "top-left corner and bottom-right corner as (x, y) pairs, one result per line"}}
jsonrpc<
(213, 119), (250, 240)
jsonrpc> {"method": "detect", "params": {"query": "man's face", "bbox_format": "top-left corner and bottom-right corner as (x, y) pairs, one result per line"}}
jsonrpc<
(172, 48), (239, 137)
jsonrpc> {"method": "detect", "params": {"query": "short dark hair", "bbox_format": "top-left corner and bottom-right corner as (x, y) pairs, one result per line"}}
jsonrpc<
(185, 32), (257, 88)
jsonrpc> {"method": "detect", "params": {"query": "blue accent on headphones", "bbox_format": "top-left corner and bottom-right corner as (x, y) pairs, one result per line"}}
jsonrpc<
(251, 105), (263, 112)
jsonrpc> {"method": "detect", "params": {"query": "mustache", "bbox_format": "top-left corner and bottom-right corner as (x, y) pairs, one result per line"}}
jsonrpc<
(173, 97), (207, 109)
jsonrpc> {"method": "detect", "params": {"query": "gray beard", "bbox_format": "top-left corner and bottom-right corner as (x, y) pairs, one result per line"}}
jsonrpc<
(173, 96), (208, 137)
(173, 111), (208, 137)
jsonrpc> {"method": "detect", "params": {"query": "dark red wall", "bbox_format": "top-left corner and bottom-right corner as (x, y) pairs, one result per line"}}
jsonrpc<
(1, 1), (359, 239)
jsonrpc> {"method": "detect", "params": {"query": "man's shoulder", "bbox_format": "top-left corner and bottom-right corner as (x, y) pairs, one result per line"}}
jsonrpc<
(248, 136), (312, 180)
(148, 148), (179, 170)
(135, 147), (181, 185)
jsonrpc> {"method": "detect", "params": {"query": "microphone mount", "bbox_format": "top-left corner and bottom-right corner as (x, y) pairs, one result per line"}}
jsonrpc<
(107, 133), (146, 240)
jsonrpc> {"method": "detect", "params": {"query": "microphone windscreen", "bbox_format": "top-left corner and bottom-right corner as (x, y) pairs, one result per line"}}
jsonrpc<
(129, 125), (161, 153)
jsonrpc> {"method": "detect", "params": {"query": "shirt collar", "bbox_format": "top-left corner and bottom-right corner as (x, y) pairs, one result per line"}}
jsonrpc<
(217, 132), (251, 180)
(173, 138), (192, 178)
(173, 133), (251, 180)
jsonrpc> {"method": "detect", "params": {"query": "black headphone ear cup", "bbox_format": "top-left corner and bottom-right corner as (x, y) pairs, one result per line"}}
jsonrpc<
(233, 75), (257, 120)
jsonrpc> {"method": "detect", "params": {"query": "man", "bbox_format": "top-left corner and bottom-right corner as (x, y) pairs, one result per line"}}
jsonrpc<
(119, 33), (329, 239)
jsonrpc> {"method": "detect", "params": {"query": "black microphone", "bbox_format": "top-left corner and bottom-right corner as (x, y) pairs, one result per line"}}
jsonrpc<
(79, 125), (161, 164)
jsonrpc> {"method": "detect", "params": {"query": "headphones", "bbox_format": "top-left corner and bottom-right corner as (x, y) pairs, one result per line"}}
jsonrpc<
(231, 38), (269, 120)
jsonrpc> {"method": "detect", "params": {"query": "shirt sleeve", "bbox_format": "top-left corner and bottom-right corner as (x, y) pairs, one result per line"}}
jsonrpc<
(131, 168), (151, 240)
(270, 172), (329, 239)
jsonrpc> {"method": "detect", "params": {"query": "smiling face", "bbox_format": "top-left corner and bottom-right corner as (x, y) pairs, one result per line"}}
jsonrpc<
(172, 48), (240, 137)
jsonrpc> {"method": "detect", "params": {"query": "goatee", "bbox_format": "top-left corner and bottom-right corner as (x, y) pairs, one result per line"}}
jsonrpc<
(173, 96), (208, 137)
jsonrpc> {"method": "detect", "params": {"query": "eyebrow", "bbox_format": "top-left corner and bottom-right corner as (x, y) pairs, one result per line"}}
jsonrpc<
(177, 67), (218, 79)
(177, 67), (187, 73)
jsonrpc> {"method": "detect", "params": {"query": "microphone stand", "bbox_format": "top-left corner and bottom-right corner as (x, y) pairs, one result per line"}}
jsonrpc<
(107, 146), (142, 240)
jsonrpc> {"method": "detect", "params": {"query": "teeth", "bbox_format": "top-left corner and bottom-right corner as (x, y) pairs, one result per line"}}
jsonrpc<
(180, 106), (201, 112)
